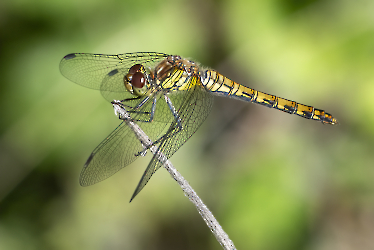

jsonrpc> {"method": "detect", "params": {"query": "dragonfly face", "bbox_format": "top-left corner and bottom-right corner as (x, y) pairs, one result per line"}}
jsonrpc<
(123, 64), (150, 96)
(60, 52), (337, 201)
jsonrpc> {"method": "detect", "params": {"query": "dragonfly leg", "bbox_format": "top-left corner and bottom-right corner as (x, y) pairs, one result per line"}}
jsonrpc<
(119, 95), (148, 110)
(134, 94), (183, 156)
(129, 96), (157, 122)
(119, 96), (142, 108)
(164, 95), (182, 128)
(114, 95), (157, 122)
(133, 95), (151, 109)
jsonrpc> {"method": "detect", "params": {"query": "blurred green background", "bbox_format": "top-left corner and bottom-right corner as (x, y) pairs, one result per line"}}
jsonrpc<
(1, 0), (374, 249)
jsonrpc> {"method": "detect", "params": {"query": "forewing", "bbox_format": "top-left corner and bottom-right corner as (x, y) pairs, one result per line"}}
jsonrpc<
(59, 52), (168, 100)
(130, 77), (214, 201)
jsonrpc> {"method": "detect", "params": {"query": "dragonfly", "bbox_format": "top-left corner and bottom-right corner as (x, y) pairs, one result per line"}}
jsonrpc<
(60, 52), (337, 201)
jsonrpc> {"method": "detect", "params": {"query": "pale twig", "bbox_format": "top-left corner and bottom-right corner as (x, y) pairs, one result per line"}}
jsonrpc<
(112, 100), (236, 250)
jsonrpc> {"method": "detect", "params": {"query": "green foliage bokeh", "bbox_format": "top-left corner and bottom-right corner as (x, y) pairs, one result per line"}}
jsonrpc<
(1, 0), (374, 249)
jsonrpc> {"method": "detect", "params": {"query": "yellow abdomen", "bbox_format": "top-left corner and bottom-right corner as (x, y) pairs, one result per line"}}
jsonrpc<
(201, 70), (337, 125)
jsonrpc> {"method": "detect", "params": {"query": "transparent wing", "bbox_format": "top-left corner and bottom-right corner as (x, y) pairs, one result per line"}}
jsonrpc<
(59, 52), (168, 101)
(80, 121), (142, 186)
(76, 54), (178, 186)
(130, 77), (214, 201)
(79, 93), (174, 186)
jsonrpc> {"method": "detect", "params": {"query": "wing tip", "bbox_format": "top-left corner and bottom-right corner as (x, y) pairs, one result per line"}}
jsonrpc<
(129, 184), (141, 203)
(64, 53), (77, 60)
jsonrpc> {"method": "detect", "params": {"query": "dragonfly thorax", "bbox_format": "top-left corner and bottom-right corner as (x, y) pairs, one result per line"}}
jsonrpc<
(152, 55), (202, 91)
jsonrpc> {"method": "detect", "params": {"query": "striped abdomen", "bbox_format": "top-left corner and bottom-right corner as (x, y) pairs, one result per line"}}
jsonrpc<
(201, 70), (337, 125)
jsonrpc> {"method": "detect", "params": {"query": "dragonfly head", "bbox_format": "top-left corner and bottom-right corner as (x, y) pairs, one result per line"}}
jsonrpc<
(124, 64), (150, 96)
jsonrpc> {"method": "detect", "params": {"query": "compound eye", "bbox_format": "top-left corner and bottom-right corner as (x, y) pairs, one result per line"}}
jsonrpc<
(128, 64), (142, 74)
(131, 72), (145, 88)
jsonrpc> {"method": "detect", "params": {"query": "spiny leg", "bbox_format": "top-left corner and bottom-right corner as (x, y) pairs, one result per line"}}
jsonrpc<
(114, 95), (157, 122)
(134, 94), (183, 156)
